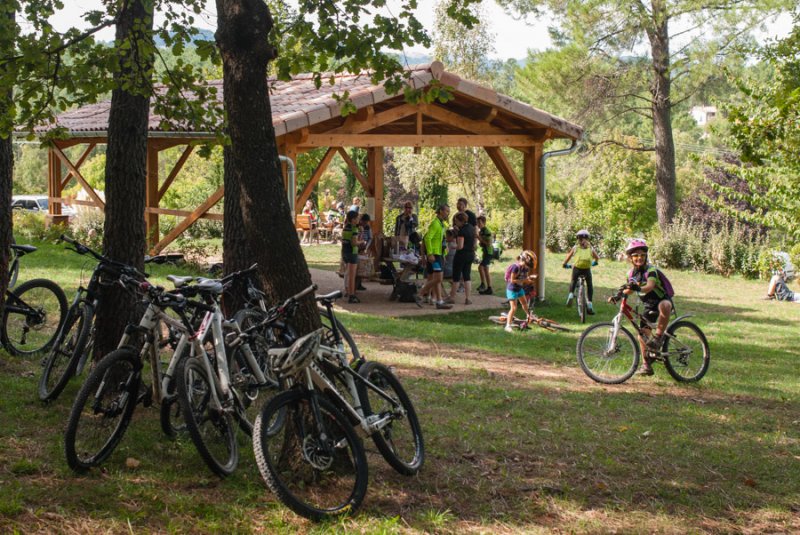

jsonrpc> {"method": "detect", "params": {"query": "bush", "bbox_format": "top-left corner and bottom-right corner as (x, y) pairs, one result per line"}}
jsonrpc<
(12, 211), (63, 242)
(70, 210), (104, 249)
(491, 208), (523, 248)
(651, 216), (767, 278)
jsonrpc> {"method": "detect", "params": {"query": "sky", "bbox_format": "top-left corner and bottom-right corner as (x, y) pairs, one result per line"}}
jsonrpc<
(54, 0), (551, 60)
(52, 1), (791, 61)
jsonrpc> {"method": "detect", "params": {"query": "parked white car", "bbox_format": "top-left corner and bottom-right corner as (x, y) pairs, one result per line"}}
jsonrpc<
(11, 195), (75, 217)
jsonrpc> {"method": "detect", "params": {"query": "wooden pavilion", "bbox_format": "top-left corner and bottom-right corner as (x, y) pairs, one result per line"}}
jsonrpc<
(38, 61), (582, 297)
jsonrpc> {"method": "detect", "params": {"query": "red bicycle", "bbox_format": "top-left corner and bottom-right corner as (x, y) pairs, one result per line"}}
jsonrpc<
(576, 284), (710, 384)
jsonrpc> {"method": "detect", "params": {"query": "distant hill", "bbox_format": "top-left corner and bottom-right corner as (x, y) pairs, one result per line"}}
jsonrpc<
(153, 27), (215, 47)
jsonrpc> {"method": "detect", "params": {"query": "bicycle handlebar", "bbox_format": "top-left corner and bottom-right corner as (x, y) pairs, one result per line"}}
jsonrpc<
(61, 234), (148, 279)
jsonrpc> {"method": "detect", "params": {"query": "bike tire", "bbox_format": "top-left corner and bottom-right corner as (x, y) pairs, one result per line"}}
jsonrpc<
(358, 361), (424, 475)
(537, 318), (570, 332)
(177, 356), (239, 477)
(64, 347), (141, 472)
(39, 302), (92, 402)
(663, 321), (710, 383)
(1, 278), (68, 357)
(577, 322), (640, 384)
(577, 282), (586, 323)
(159, 349), (188, 439)
(253, 389), (368, 521)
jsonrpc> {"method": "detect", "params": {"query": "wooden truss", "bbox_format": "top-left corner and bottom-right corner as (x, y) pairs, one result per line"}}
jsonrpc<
(46, 98), (568, 298)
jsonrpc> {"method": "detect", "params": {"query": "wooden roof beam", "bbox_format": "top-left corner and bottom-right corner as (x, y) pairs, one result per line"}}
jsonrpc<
(157, 145), (194, 202)
(301, 134), (540, 148)
(419, 103), (507, 135)
(484, 147), (529, 209)
(52, 144), (106, 209)
(336, 147), (370, 193)
(295, 147), (337, 213)
(325, 103), (418, 135)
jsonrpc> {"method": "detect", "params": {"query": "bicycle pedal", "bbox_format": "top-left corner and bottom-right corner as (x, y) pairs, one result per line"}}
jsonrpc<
(138, 386), (153, 407)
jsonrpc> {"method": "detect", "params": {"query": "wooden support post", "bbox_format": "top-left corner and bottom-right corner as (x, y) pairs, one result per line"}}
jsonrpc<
(46, 147), (68, 227)
(367, 147), (384, 272)
(146, 141), (160, 248)
(526, 147), (544, 299)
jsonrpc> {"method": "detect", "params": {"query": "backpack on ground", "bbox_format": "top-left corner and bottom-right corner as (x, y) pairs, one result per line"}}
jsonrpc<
(395, 281), (418, 303)
(628, 266), (675, 299)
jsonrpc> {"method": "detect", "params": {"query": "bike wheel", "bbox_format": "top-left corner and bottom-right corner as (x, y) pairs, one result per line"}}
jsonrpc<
(253, 389), (368, 521)
(39, 303), (92, 402)
(577, 283), (586, 323)
(64, 348), (141, 472)
(663, 321), (710, 383)
(358, 361), (424, 475)
(177, 356), (238, 477)
(577, 322), (640, 384)
(1, 278), (68, 357)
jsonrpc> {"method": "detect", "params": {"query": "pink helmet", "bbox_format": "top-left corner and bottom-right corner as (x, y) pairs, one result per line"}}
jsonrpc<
(625, 238), (648, 255)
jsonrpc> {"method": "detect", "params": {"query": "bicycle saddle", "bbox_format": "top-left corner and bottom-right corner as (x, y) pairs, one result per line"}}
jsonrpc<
(195, 278), (224, 295)
(167, 274), (194, 288)
(315, 290), (343, 302)
(10, 244), (37, 255)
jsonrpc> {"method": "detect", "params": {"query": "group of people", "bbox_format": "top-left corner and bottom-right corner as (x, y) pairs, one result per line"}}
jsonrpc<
(409, 198), (496, 310)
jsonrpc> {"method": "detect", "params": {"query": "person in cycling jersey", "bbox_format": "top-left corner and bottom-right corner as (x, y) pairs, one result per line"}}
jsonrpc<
(620, 238), (672, 376)
(563, 229), (600, 314)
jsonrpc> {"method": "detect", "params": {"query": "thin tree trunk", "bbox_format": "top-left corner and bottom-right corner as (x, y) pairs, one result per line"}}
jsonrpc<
(471, 147), (485, 213)
(94, 0), (154, 357)
(0, 8), (15, 308)
(648, 2), (676, 226)
(216, 0), (319, 332)
(0, 135), (11, 309)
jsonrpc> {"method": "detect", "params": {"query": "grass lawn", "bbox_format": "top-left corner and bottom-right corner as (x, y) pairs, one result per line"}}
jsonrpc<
(1, 240), (799, 533)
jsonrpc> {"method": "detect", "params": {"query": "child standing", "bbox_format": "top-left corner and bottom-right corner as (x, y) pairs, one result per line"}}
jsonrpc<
(504, 251), (536, 332)
(476, 216), (494, 294)
(341, 211), (364, 304)
(563, 229), (600, 314)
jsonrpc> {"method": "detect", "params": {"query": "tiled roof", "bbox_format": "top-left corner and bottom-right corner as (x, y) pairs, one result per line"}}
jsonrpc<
(37, 61), (583, 140)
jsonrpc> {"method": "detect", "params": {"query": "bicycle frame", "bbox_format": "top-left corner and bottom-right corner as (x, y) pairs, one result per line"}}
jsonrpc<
(608, 295), (693, 359)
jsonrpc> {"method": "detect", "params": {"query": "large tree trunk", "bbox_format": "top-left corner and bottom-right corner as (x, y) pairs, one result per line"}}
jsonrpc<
(94, 0), (154, 356)
(216, 0), (319, 332)
(0, 9), (15, 309)
(648, 2), (677, 226)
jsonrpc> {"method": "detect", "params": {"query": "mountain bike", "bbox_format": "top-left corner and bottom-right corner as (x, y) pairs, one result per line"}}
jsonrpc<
(1, 245), (68, 358)
(63, 274), (216, 472)
(564, 263), (594, 323)
(576, 284), (710, 384)
(253, 288), (424, 521)
(39, 235), (153, 402)
(7, 238), (21, 289)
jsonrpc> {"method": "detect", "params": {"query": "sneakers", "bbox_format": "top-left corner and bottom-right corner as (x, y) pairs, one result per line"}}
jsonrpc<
(413, 294), (423, 308)
(762, 294), (776, 300)
(357, 284), (367, 291)
(646, 333), (664, 351)
(587, 302), (595, 315)
(443, 296), (455, 305)
(638, 365), (655, 376)
(479, 287), (493, 295)
(464, 299), (473, 305)
(565, 292), (574, 306)
(435, 301), (453, 310)
(348, 295), (360, 304)
(476, 283), (486, 293)
(504, 324), (513, 333)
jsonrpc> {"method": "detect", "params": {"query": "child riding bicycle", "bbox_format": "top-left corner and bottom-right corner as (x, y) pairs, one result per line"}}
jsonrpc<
(616, 238), (672, 376)
(563, 229), (600, 314)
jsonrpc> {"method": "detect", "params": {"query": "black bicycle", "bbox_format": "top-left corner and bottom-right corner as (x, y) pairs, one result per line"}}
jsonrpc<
(1, 244), (68, 358)
(39, 235), (150, 402)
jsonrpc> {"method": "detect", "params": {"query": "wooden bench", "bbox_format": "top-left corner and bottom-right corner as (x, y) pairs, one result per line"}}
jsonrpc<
(296, 214), (319, 244)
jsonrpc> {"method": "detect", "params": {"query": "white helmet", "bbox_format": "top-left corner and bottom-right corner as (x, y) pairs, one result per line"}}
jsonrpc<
(275, 329), (322, 379)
